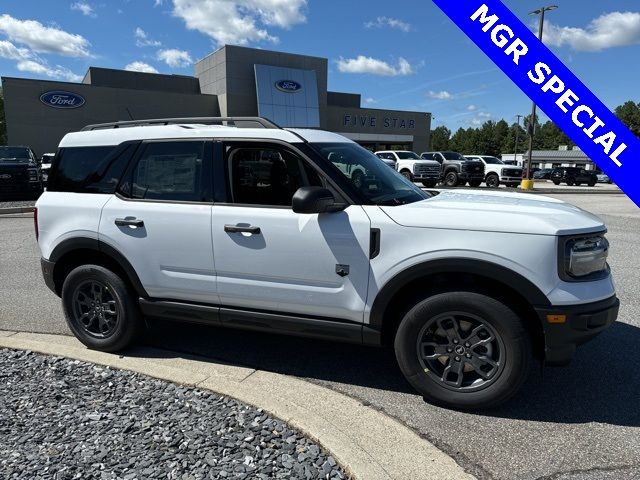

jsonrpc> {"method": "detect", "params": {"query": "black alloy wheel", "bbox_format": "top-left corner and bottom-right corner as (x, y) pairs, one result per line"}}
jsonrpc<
(486, 173), (500, 188)
(71, 280), (119, 338)
(444, 171), (459, 187)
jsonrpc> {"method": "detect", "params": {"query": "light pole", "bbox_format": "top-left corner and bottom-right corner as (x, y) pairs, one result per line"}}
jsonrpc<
(522, 5), (558, 189)
(514, 114), (523, 165)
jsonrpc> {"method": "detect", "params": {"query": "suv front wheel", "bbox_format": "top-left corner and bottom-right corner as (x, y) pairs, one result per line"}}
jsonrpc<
(62, 265), (143, 352)
(394, 291), (532, 409)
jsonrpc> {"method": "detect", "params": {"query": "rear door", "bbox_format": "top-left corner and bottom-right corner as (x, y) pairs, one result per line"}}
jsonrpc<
(99, 139), (217, 304)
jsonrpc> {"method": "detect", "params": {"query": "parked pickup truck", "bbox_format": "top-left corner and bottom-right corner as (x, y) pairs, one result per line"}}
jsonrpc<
(421, 151), (485, 187)
(0, 146), (43, 199)
(465, 155), (523, 188)
(375, 150), (441, 187)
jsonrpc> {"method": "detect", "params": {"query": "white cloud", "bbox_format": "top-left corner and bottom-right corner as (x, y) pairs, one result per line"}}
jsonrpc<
(157, 48), (192, 67)
(17, 60), (83, 82)
(543, 11), (640, 52)
(364, 97), (377, 105)
(0, 40), (31, 60)
(365, 17), (411, 33)
(154, 0), (163, 6)
(171, 0), (307, 45)
(124, 61), (159, 73)
(336, 56), (416, 76)
(0, 14), (91, 57)
(71, 2), (96, 18)
(427, 90), (453, 100)
(135, 27), (161, 47)
(467, 104), (478, 111)
(470, 112), (492, 126)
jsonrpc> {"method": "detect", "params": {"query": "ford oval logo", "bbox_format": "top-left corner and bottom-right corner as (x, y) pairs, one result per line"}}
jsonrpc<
(40, 91), (86, 109)
(275, 80), (302, 93)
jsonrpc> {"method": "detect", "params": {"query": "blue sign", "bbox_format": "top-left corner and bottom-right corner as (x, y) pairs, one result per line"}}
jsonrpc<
(275, 80), (302, 93)
(40, 91), (86, 109)
(433, 0), (640, 207)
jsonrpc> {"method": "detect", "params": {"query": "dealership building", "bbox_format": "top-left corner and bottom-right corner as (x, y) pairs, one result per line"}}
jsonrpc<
(2, 45), (432, 156)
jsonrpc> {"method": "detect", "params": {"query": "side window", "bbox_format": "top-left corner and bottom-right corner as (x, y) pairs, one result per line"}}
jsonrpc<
(226, 145), (322, 207)
(47, 145), (132, 194)
(126, 141), (209, 202)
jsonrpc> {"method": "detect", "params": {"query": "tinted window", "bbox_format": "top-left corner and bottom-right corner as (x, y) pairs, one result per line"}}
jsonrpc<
(441, 151), (466, 160)
(126, 141), (208, 202)
(47, 145), (134, 193)
(395, 151), (420, 160)
(227, 146), (322, 206)
(0, 146), (32, 163)
(420, 153), (435, 160)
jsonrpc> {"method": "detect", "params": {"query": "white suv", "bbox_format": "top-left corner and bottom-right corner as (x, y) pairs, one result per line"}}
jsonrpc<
(374, 150), (441, 187)
(466, 155), (523, 188)
(36, 117), (619, 409)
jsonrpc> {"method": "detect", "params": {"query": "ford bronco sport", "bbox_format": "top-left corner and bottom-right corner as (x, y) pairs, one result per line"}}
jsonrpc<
(36, 117), (618, 409)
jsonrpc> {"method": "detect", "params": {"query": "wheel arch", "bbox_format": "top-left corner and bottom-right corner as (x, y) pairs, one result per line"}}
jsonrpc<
(368, 258), (550, 358)
(49, 237), (148, 298)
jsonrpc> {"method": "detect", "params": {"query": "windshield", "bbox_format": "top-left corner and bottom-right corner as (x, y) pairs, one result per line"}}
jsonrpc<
(310, 143), (430, 206)
(0, 147), (31, 163)
(395, 151), (420, 160)
(481, 156), (504, 165)
(441, 151), (466, 160)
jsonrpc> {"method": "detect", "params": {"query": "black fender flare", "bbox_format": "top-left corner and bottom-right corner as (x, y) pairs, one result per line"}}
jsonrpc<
(368, 258), (550, 332)
(49, 237), (148, 297)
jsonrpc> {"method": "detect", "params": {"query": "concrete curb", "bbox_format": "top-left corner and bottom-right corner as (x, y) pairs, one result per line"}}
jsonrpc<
(0, 330), (474, 480)
(0, 206), (35, 215)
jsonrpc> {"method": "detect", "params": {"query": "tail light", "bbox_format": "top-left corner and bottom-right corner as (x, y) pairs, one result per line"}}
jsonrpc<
(34, 207), (39, 241)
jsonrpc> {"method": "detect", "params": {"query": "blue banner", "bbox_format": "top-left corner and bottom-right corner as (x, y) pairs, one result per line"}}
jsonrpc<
(432, 0), (640, 207)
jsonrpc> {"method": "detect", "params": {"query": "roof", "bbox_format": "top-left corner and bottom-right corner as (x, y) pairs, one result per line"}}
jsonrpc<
(526, 149), (590, 160)
(58, 125), (354, 148)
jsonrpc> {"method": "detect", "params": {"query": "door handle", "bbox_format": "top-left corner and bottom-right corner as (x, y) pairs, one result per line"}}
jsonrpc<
(115, 218), (144, 228)
(224, 224), (261, 234)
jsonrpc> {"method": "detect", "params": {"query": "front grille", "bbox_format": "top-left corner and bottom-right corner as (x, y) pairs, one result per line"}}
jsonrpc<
(503, 168), (523, 177)
(414, 163), (441, 176)
(0, 170), (28, 184)
(462, 162), (485, 175)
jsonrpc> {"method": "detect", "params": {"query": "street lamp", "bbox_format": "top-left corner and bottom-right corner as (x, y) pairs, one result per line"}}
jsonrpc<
(522, 5), (558, 190)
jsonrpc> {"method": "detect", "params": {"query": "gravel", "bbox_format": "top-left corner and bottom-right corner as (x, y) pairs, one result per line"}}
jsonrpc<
(0, 349), (348, 480)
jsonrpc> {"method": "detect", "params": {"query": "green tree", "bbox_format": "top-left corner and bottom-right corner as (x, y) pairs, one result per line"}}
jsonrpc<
(429, 125), (451, 151)
(0, 88), (6, 145)
(615, 101), (640, 138)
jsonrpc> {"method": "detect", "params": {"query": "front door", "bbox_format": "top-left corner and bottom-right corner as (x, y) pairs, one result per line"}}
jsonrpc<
(211, 142), (371, 322)
(99, 139), (217, 304)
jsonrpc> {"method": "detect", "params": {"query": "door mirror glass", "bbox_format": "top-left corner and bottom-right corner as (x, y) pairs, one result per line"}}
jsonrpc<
(292, 187), (344, 214)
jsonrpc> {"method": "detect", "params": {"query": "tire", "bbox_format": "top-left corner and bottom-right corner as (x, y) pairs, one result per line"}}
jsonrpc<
(422, 180), (437, 188)
(485, 173), (499, 188)
(574, 182), (581, 186)
(469, 180), (482, 188)
(352, 170), (365, 189)
(62, 265), (143, 352)
(553, 180), (560, 185)
(566, 178), (575, 186)
(444, 171), (459, 187)
(588, 181), (596, 187)
(400, 170), (413, 182)
(394, 291), (532, 409)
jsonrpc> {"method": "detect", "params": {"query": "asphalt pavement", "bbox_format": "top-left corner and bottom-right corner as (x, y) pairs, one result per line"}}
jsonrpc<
(1, 193), (639, 480)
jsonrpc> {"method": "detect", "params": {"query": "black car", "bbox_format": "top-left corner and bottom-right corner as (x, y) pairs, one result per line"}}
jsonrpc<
(0, 146), (43, 199)
(550, 167), (597, 186)
(533, 168), (553, 180)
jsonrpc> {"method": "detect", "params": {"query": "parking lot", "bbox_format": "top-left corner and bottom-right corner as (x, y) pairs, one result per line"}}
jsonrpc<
(1, 191), (638, 480)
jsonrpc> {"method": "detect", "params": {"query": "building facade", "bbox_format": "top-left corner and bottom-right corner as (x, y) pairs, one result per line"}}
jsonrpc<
(2, 45), (431, 156)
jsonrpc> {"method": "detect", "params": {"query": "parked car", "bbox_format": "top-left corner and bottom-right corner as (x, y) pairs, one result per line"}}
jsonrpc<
(36, 116), (618, 409)
(465, 155), (522, 188)
(40, 153), (55, 186)
(551, 167), (597, 186)
(421, 151), (485, 187)
(0, 146), (43, 199)
(374, 151), (398, 169)
(521, 167), (541, 178)
(596, 173), (612, 184)
(375, 150), (441, 187)
(533, 168), (553, 180)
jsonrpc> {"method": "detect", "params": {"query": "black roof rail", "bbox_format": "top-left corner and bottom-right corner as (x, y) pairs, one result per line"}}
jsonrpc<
(80, 117), (282, 131)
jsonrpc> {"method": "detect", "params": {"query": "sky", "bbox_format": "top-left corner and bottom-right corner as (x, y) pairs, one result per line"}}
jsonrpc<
(0, 0), (639, 131)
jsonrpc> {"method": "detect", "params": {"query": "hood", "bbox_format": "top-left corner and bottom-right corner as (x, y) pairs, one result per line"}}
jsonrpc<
(380, 190), (605, 236)
(0, 161), (33, 170)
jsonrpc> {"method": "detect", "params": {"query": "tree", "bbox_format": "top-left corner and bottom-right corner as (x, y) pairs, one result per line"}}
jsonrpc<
(0, 88), (6, 146)
(615, 101), (640, 138)
(429, 125), (451, 151)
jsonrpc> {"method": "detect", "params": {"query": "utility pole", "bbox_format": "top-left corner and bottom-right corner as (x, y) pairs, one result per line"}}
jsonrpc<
(514, 114), (523, 165)
(522, 5), (558, 189)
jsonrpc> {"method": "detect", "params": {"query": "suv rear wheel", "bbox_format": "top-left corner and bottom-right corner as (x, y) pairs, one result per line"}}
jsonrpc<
(62, 265), (143, 352)
(394, 291), (532, 409)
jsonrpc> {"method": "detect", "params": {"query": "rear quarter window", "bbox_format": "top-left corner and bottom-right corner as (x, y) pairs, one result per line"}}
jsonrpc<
(47, 144), (137, 194)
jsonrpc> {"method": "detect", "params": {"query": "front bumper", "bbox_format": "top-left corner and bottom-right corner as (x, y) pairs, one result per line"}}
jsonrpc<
(413, 173), (440, 180)
(536, 295), (619, 365)
(41, 257), (57, 295)
(500, 176), (521, 183)
(458, 172), (484, 180)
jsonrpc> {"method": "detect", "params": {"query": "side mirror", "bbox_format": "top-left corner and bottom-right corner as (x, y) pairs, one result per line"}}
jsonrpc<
(292, 187), (345, 214)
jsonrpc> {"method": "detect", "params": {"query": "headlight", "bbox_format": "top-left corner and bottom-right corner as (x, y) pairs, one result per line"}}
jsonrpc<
(560, 234), (609, 280)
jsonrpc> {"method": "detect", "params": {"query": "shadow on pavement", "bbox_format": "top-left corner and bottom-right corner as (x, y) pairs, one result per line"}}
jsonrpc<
(142, 319), (640, 427)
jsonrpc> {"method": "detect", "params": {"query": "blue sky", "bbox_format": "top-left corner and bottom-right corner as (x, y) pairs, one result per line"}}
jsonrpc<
(1, 0), (639, 131)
